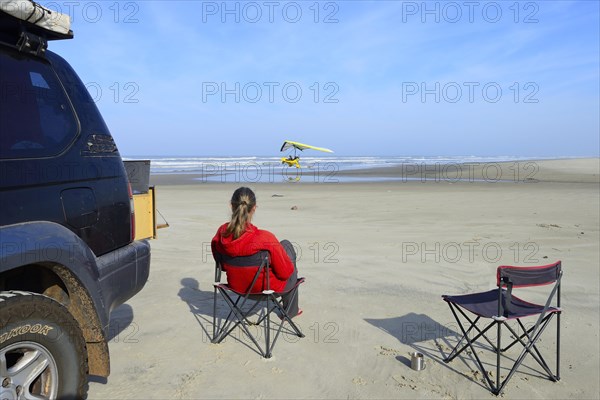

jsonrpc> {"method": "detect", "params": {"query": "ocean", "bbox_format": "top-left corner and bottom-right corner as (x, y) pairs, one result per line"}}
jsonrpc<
(123, 155), (564, 183)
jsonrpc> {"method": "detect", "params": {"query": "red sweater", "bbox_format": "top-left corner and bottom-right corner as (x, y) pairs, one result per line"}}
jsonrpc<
(211, 223), (294, 292)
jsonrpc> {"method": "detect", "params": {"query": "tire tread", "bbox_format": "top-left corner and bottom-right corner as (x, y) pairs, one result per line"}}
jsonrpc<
(0, 290), (89, 399)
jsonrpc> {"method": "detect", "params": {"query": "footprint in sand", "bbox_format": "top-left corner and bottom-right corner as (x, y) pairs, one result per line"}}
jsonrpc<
(352, 377), (368, 386)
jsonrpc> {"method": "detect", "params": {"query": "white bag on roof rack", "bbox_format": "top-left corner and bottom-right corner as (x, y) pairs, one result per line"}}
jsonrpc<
(0, 0), (71, 35)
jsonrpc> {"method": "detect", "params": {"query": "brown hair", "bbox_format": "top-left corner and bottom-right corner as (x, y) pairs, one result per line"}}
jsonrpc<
(224, 187), (256, 239)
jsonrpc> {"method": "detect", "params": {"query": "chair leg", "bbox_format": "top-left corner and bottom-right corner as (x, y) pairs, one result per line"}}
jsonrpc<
(213, 289), (238, 343)
(214, 289), (267, 356)
(556, 312), (561, 381)
(213, 291), (241, 343)
(265, 295), (272, 358)
(502, 317), (557, 381)
(495, 319), (502, 396)
(445, 303), (497, 392)
(278, 288), (305, 337)
(212, 287), (218, 342)
(515, 319), (554, 377)
(254, 289), (305, 338)
(258, 290), (304, 358)
(213, 286), (305, 359)
(445, 304), (495, 362)
(495, 316), (558, 394)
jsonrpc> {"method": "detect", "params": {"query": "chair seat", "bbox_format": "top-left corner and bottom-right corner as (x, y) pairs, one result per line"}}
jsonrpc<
(443, 289), (560, 319)
(215, 277), (305, 297)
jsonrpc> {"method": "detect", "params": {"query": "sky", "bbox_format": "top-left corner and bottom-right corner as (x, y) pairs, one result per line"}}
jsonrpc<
(45, 0), (600, 157)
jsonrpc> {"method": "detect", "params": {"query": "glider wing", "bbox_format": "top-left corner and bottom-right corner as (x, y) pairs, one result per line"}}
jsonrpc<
(280, 140), (333, 153)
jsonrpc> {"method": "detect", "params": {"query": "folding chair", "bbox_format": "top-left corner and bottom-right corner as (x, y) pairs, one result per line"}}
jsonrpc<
(212, 250), (305, 358)
(442, 261), (562, 395)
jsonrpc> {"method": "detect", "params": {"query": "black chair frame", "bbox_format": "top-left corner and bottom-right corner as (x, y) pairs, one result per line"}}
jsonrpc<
(212, 251), (304, 358)
(443, 261), (562, 395)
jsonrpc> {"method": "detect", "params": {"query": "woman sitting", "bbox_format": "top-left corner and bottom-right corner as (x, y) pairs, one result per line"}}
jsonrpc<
(211, 187), (302, 318)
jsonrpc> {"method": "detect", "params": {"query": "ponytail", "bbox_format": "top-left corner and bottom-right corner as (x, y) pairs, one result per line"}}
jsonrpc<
(224, 187), (256, 239)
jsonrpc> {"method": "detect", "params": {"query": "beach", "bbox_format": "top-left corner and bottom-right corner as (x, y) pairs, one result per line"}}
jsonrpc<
(88, 158), (600, 399)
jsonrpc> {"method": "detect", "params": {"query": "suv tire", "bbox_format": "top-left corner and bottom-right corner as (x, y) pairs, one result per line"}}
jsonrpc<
(0, 291), (88, 400)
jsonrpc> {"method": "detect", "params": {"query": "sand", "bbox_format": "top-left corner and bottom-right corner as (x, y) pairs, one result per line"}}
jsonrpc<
(88, 158), (600, 399)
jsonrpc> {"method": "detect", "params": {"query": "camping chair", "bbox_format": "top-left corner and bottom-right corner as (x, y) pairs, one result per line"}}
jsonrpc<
(212, 250), (305, 358)
(442, 261), (562, 395)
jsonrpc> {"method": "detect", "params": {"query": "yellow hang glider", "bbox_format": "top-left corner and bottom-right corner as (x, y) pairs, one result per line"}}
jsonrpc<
(280, 140), (334, 168)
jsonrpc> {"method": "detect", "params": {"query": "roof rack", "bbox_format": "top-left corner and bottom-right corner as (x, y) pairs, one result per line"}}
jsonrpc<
(1, 1), (73, 56)
(1, 0), (73, 47)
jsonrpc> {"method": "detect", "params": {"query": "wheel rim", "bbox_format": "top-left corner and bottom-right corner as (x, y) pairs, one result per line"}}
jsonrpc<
(0, 341), (59, 400)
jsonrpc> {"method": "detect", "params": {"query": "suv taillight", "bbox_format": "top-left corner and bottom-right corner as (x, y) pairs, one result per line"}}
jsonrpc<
(128, 183), (135, 241)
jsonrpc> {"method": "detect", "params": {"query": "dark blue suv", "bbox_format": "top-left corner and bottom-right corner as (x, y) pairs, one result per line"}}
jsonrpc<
(0, 5), (150, 399)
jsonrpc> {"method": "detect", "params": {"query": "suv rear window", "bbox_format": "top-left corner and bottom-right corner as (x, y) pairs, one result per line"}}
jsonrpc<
(0, 49), (78, 159)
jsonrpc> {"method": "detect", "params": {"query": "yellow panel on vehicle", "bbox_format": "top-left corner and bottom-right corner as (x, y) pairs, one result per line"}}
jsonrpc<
(133, 187), (156, 240)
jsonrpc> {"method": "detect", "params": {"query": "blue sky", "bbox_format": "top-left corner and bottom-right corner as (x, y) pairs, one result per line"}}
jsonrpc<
(47, 1), (599, 157)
